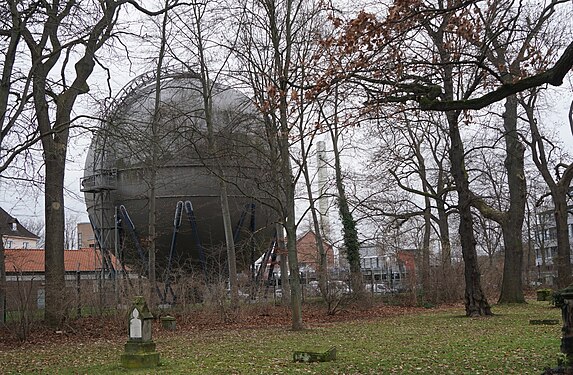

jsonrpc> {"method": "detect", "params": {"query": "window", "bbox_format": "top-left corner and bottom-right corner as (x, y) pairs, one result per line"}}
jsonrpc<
(78, 233), (82, 247)
(11, 222), (17, 231)
(5, 240), (12, 249)
(22, 242), (28, 249)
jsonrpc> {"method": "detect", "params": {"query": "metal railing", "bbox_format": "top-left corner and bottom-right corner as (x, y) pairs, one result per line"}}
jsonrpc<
(80, 169), (118, 192)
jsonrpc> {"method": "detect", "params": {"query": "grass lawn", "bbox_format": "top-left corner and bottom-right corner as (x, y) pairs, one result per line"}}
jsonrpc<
(0, 300), (561, 374)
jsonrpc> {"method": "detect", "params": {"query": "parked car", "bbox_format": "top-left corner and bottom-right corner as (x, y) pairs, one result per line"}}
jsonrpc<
(327, 280), (351, 295)
(365, 283), (396, 294)
(226, 289), (250, 299)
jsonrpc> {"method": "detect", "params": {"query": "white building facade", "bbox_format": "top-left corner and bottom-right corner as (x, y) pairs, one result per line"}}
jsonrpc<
(534, 189), (573, 285)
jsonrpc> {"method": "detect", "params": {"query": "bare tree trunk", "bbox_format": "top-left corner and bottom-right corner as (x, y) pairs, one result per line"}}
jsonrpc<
(44, 154), (67, 326)
(497, 95), (526, 303)
(554, 191), (572, 288)
(147, 2), (171, 306)
(329, 88), (362, 296)
(429, 16), (491, 314)
(278, 0), (303, 330)
(14, 0), (171, 327)
(459, 95), (526, 303)
(448, 112), (492, 316)
(285, 219), (302, 329)
(499, 220), (525, 302)
(277, 224), (290, 303)
(37, 64), (75, 327)
(524, 203), (535, 287)
(34, 30), (88, 329)
(436, 199), (454, 302)
(309, 198), (328, 300)
(279, 116), (303, 330)
(0, 1), (24, 176)
(436, 200), (451, 268)
(0, 239), (6, 326)
(187, 0), (240, 304)
(220, 181), (239, 307)
(64, 216), (78, 250)
(523, 96), (573, 288)
(553, 101), (573, 288)
(233, 0), (303, 329)
(147, 177), (157, 305)
(299, 140), (328, 299)
(421, 196), (431, 295)
(337, 189), (362, 295)
(303, 176), (328, 297)
(535, 208), (548, 269)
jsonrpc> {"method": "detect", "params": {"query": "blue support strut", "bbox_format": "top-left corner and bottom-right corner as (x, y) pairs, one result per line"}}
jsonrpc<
(162, 201), (183, 305)
(184, 201), (207, 278)
(118, 205), (147, 269)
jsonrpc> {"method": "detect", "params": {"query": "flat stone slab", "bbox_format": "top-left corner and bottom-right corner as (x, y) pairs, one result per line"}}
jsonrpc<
(529, 319), (560, 325)
(293, 347), (336, 363)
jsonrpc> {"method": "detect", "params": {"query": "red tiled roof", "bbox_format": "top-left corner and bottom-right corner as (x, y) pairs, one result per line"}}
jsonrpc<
(5, 248), (124, 273)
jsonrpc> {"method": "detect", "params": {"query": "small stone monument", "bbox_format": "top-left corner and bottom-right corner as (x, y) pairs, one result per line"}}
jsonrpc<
(543, 285), (573, 374)
(120, 296), (160, 369)
(160, 315), (176, 331)
(560, 285), (573, 365)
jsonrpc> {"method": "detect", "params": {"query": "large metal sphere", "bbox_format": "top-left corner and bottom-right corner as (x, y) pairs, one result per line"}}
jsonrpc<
(83, 70), (279, 275)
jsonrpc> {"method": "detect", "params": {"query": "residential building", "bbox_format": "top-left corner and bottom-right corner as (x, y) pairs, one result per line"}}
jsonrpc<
(296, 230), (335, 273)
(4, 247), (127, 311)
(254, 230), (335, 283)
(359, 244), (415, 291)
(77, 222), (96, 248)
(534, 187), (573, 285)
(0, 206), (40, 249)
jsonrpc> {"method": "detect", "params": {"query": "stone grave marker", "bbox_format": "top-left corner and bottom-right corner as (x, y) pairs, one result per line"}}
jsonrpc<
(120, 296), (160, 368)
(161, 315), (176, 331)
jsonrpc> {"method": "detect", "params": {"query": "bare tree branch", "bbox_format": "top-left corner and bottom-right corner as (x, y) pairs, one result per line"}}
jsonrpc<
(421, 40), (573, 111)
